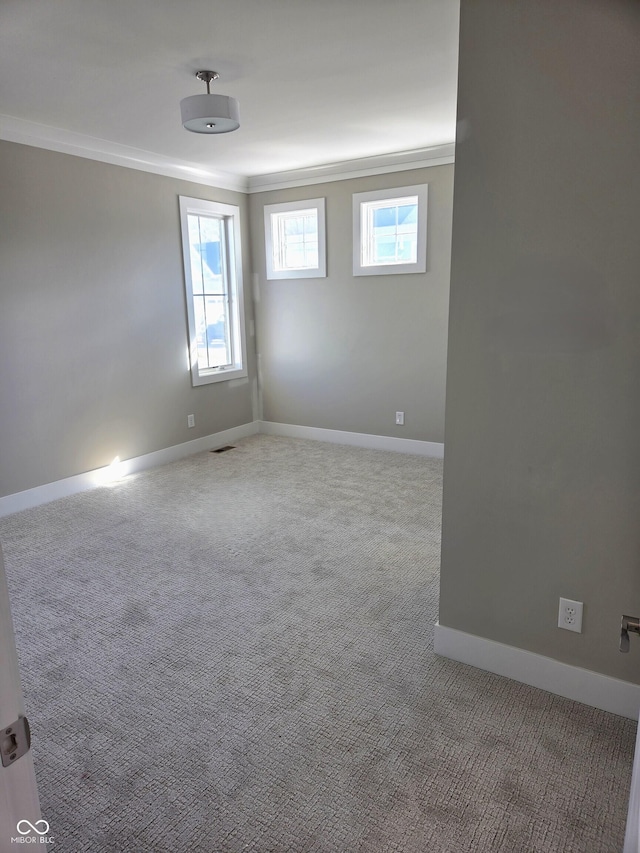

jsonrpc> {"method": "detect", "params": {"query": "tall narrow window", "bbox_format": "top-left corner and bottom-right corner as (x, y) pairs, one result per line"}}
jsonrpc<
(179, 196), (247, 386)
(353, 184), (428, 276)
(264, 198), (326, 279)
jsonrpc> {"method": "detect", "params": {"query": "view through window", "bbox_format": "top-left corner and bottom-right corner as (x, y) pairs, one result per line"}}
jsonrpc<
(353, 184), (428, 276)
(362, 197), (418, 267)
(264, 198), (326, 279)
(187, 212), (232, 370)
(179, 196), (247, 386)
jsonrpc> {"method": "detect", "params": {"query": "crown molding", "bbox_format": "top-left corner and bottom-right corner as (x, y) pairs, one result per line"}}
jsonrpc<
(0, 114), (455, 194)
(0, 114), (249, 193)
(246, 144), (456, 193)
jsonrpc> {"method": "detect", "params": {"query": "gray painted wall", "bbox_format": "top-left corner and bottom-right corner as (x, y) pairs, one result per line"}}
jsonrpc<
(249, 166), (453, 443)
(440, 0), (640, 683)
(0, 141), (256, 498)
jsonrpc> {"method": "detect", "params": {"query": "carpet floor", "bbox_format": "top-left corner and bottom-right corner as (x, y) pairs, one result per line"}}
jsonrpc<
(0, 435), (636, 852)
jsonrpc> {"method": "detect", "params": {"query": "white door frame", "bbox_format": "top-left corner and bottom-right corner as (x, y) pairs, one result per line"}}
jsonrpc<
(0, 543), (42, 851)
(624, 717), (640, 853)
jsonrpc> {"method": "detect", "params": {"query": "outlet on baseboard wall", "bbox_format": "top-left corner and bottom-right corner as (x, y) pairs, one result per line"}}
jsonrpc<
(187, 414), (195, 428)
(558, 597), (583, 633)
(395, 411), (405, 425)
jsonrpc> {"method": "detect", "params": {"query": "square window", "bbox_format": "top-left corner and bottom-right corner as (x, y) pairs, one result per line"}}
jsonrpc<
(353, 184), (428, 276)
(264, 198), (326, 279)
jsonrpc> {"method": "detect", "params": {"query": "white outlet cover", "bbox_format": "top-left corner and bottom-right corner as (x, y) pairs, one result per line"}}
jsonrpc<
(558, 597), (583, 633)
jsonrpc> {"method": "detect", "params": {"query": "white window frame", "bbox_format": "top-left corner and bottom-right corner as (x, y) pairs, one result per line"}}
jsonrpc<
(352, 184), (428, 276)
(179, 196), (248, 387)
(264, 198), (327, 280)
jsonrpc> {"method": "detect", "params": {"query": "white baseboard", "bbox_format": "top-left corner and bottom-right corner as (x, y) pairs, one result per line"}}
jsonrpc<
(0, 420), (441, 518)
(434, 622), (640, 720)
(0, 422), (259, 518)
(258, 420), (444, 458)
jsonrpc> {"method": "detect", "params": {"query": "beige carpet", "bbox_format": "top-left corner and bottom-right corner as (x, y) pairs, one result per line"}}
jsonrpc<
(0, 435), (635, 852)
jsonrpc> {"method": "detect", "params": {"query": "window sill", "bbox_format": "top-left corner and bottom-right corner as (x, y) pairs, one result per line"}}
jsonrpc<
(353, 262), (426, 276)
(192, 366), (248, 387)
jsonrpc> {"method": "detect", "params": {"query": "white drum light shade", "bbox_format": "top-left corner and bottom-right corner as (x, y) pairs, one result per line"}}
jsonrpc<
(180, 93), (240, 134)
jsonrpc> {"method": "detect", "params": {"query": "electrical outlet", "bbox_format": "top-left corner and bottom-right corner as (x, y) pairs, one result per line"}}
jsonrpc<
(187, 414), (195, 428)
(558, 597), (583, 633)
(395, 411), (405, 425)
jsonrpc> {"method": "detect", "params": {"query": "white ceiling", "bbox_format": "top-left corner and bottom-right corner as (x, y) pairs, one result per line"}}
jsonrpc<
(0, 0), (459, 185)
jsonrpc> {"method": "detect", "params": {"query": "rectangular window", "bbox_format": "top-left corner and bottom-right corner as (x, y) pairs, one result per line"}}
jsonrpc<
(179, 196), (247, 386)
(264, 198), (326, 279)
(353, 184), (428, 276)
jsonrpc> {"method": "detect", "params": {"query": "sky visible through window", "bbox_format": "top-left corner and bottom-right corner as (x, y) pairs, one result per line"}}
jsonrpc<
(363, 197), (418, 266)
(187, 213), (231, 369)
(272, 209), (319, 271)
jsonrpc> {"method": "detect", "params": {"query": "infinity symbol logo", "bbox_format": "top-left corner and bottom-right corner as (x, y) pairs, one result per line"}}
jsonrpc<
(17, 820), (50, 836)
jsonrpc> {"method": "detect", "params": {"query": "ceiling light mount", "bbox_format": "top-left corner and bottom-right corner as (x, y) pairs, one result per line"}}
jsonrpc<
(180, 69), (240, 134)
(195, 70), (219, 93)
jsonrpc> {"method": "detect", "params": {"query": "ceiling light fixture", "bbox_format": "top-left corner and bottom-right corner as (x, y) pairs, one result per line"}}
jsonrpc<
(180, 70), (240, 134)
